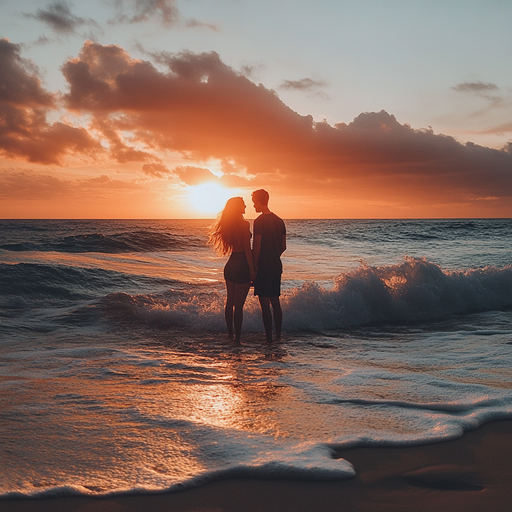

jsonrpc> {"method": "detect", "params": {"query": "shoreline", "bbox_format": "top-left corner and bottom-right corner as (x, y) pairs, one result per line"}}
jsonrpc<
(2, 420), (512, 512)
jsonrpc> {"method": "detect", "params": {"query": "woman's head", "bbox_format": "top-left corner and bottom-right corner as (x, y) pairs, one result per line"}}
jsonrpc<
(222, 197), (246, 218)
(208, 197), (247, 255)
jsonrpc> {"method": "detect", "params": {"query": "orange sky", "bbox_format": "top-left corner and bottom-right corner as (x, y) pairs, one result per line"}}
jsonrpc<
(1, 37), (512, 218)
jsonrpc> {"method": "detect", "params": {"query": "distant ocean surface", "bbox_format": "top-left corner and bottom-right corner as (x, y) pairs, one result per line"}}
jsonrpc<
(1, 219), (512, 498)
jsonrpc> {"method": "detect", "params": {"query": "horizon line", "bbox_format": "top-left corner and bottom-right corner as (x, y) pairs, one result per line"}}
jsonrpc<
(1, 217), (511, 221)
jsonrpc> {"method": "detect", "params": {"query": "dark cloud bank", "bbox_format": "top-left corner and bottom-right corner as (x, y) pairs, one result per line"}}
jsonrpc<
(1, 38), (511, 212)
(0, 39), (99, 164)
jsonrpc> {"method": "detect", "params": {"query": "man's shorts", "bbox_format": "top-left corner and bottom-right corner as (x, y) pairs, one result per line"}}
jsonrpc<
(254, 272), (281, 298)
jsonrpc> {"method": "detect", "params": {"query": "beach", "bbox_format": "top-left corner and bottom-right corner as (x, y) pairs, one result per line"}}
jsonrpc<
(2, 420), (511, 512)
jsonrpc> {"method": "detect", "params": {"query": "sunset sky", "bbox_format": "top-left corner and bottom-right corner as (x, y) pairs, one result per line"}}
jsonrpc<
(1, 0), (512, 218)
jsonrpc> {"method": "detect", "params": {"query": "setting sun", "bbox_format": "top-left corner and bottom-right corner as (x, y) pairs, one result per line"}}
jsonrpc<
(187, 182), (237, 217)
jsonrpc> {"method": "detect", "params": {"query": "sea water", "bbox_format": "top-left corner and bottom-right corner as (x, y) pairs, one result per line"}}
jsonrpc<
(1, 219), (512, 497)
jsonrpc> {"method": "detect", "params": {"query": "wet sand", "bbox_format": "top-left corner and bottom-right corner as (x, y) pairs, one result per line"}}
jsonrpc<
(2, 420), (512, 512)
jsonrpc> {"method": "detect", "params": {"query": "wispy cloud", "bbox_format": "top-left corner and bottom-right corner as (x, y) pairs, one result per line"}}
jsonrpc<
(452, 81), (499, 93)
(279, 77), (329, 99)
(479, 121), (512, 135)
(0, 170), (138, 199)
(279, 78), (327, 92)
(109, 1), (218, 31)
(26, 1), (98, 35)
(184, 18), (220, 32)
(110, 0), (179, 26)
(451, 80), (508, 118)
(141, 162), (171, 178)
(32, 35), (56, 46)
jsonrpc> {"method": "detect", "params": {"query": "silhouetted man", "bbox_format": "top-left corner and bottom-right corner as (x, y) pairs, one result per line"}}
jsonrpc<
(251, 189), (286, 343)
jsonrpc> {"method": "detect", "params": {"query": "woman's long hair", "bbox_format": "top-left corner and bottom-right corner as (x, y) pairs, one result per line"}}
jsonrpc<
(209, 197), (246, 255)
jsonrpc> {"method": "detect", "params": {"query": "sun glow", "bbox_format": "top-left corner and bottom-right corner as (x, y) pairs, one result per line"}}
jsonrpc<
(187, 182), (236, 217)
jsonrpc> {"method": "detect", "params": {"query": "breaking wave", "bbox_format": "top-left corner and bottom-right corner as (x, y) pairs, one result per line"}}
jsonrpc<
(98, 258), (512, 331)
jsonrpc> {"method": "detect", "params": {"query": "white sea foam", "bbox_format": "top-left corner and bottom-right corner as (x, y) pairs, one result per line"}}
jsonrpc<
(99, 258), (512, 332)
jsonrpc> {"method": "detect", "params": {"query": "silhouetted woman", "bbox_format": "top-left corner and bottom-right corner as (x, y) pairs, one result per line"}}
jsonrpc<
(209, 197), (255, 345)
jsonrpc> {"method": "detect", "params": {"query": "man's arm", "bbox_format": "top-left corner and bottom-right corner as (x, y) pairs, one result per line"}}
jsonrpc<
(253, 234), (262, 271)
(281, 234), (286, 255)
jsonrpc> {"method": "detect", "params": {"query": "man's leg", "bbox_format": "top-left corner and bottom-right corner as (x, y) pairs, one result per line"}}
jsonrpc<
(258, 296), (273, 343)
(270, 297), (282, 341)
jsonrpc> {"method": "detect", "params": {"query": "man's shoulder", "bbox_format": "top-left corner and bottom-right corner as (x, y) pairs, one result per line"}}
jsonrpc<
(254, 213), (285, 233)
(261, 212), (284, 222)
(270, 213), (286, 230)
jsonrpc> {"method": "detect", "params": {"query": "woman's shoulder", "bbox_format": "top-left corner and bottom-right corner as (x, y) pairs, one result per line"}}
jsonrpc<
(241, 219), (251, 238)
(237, 219), (250, 231)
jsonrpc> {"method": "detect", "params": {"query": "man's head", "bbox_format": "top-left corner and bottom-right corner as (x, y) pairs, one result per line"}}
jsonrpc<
(252, 189), (269, 212)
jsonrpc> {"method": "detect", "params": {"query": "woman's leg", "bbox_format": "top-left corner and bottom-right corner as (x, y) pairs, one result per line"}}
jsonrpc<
(233, 282), (251, 344)
(225, 280), (235, 340)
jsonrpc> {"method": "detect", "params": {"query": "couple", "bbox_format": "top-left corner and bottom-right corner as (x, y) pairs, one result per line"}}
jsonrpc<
(209, 189), (286, 345)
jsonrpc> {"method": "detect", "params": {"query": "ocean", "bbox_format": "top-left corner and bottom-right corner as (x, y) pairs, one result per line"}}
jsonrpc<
(1, 218), (512, 498)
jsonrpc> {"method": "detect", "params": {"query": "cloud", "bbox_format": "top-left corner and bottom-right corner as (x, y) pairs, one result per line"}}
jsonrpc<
(26, 1), (98, 35)
(452, 81), (499, 93)
(279, 77), (329, 98)
(0, 39), (54, 107)
(0, 169), (73, 198)
(279, 77), (327, 92)
(480, 121), (512, 135)
(171, 163), (251, 187)
(111, 0), (180, 26)
(91, 116), (154, 163)
(184, 18), (220, 31)
(141, 162), (170, 177)
(33, 36), (56, 46)
(0, 169), (138, 200)
(173, 166), (218, 185)
(58, 42), (512, 207)
(218, 173), (253, 188)
(0, 38), (100, 165)
(3, 41), (510, 213)
(239, 63), (263, 79)
(451, 80), (507, 117)
(110, 0), (217, 30)
(81, 174), (139, 189)
(503, 142), (512, 154)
